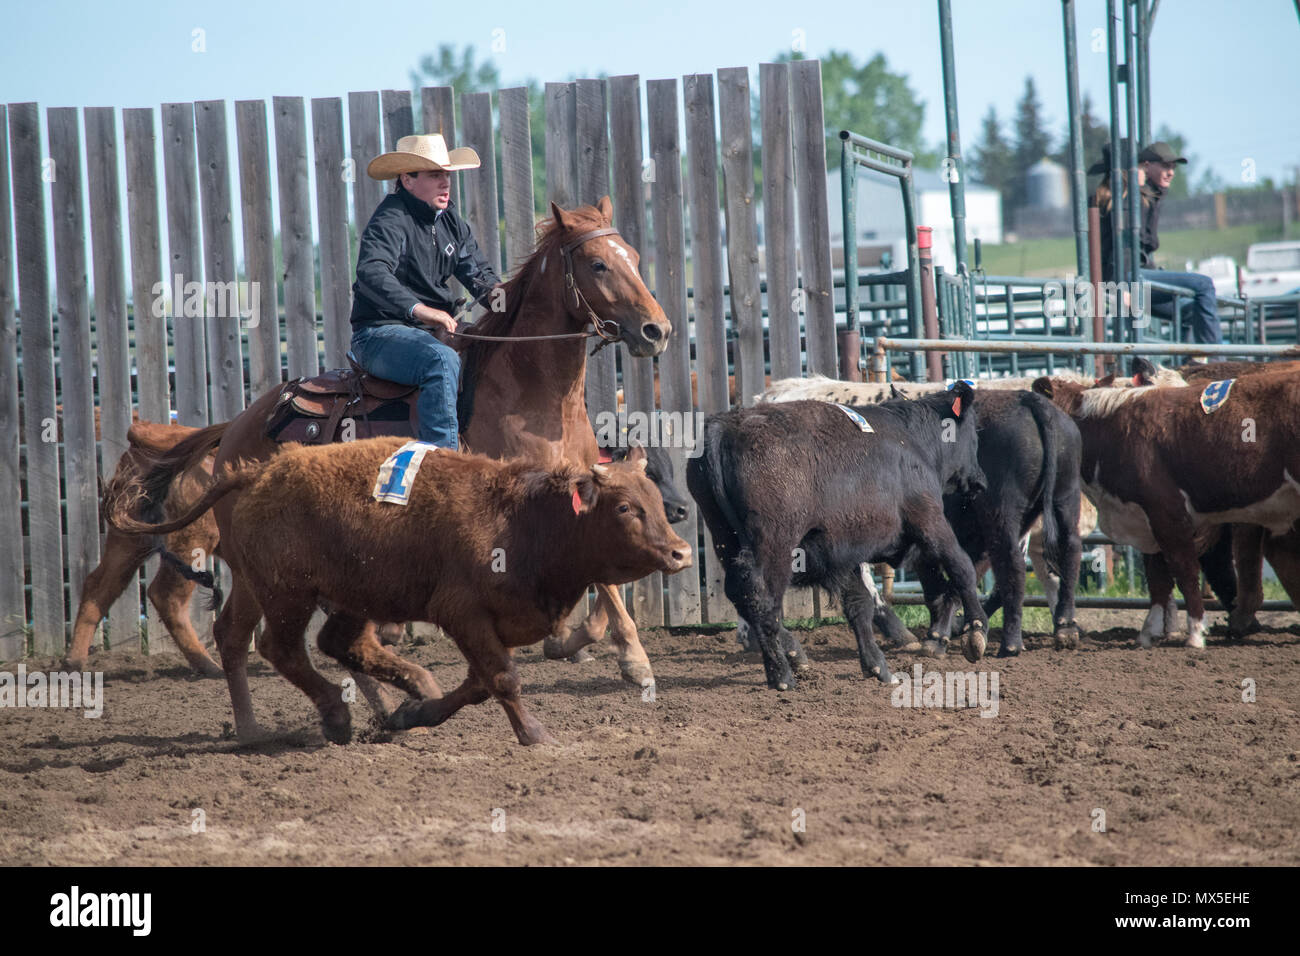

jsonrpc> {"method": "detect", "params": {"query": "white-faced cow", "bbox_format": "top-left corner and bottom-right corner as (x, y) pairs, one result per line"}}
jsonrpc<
(1033, 368), (1300, 648)
(687, 384), (988, 691)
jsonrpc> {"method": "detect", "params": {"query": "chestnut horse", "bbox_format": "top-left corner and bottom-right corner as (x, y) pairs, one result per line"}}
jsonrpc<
(108, 197), (671, 740)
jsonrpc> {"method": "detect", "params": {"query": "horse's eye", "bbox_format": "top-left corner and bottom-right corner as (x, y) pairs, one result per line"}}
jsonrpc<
(591, 259), (608, 273)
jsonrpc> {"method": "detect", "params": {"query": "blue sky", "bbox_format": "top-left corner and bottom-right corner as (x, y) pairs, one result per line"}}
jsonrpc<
(3, 0), (1298, 183)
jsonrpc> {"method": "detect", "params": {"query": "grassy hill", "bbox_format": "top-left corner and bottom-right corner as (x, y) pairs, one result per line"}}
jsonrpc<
(969, 223), (1289, 278)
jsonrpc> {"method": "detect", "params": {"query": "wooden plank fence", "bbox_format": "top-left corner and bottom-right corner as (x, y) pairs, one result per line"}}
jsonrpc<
(0, 62), (842, 661)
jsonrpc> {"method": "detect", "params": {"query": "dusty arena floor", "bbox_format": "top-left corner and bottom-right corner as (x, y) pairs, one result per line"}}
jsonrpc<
(3, 609), (1298, 866)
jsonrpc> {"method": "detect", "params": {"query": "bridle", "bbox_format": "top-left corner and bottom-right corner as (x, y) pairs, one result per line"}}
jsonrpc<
(448, 226), (626, 354)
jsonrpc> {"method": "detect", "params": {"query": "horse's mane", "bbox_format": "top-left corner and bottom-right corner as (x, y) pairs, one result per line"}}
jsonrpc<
(456, 204), (606, 429)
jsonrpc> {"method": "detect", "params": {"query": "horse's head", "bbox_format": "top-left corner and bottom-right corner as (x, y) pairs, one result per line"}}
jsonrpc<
(551, 197), (671, 357)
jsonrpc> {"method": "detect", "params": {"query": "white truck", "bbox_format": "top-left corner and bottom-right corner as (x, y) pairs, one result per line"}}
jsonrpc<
(1241, 240), (1300, 298)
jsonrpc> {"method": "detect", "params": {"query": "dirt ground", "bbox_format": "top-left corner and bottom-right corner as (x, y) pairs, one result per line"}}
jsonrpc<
(3, 607), (1298, 866)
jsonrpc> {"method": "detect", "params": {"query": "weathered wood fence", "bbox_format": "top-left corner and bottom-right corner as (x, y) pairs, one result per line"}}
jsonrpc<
(1, 60), (842, 663)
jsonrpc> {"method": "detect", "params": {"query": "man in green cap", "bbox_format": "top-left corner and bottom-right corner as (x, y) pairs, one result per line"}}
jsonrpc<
(1093, 140), (1221, 345)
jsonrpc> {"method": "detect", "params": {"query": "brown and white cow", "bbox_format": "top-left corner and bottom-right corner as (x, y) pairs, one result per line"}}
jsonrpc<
(108, 437), (691, 745)
(1033, 369), (1300, 648)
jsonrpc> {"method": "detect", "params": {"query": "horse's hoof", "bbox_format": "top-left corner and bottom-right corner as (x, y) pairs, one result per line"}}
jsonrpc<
(62, 656), (87, 673)
(1184, 632), (1206, 650)
(569, 647), (596, 664)
(542, 634), (570, 660)
(321, 707), (352, 745)
(386, 699), (423, 731)
(195, 657), (226, 679)
(961, 625), (987, 663)
(619, 660), (655, 687)
(1227, 614), (1261, 639)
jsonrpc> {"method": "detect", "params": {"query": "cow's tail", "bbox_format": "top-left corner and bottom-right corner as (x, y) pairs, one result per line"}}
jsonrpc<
(106, 458), (263, 537)
(1026, 393), (1063, 578)
(687, 418), (748, 557)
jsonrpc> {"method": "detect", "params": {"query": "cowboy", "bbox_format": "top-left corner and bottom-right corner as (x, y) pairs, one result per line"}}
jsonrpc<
(349, 133), (502, 449)
(1090, 140), (1221, 345)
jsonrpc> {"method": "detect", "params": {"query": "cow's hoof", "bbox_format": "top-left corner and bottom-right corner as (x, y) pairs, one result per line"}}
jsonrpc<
(1184, 632), (1206, 650)
(1227, 613), (1261, 639)
(1053, 622), (1080, 651)
(63, 655), (87, 672)
(996, 639), (1022, 658)
(320, 707), (353, 745)
(921, 639), (946, 658)
(619, 660), (655, 687)
(961, 625), (987, 663)
(767, 673), (798, 692)
(569, 647), (596, 664)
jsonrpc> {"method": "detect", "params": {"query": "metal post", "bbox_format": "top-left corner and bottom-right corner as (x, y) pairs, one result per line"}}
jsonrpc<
(937, 0), (973, 368)
(1063, 0), (1090, 283)
(1106, 0), (1127, 351)
(901, 165), (924, 382)
(840, 135), (858, 342)
(1138, 0), (1152, 146)
(1124, 0), (1143, 344)
(918, 226), (942, 381)
(1088, 204), (1106, 376)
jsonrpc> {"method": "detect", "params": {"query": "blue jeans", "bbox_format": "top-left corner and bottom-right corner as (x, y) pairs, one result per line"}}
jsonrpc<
(1140, 269), (1221, 345)
(350, 323), (460, 448)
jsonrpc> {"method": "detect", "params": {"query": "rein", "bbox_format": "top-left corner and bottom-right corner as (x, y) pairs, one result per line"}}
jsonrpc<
(447, 226), (625, 355)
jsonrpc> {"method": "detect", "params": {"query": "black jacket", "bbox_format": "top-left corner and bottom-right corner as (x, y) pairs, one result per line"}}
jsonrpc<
(1099, 180), (1164, 282)
(349, 189), (500, 330)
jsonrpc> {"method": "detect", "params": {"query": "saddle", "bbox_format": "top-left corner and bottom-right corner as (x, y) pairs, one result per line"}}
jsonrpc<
(265, 353), (420, 444)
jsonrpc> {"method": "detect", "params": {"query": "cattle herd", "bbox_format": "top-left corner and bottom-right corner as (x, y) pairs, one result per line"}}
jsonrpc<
(91, 356), (1300, 746)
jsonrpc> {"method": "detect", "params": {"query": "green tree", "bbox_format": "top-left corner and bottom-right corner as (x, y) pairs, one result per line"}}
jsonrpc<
(1011, 76), (1053, 202)
(778, 49), (938, 168)
(411, 44), (549, 218)
(968, 106), (1015, 211)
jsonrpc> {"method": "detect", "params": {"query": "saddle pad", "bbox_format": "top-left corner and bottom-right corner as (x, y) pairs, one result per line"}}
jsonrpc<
(833, 403), (874, 433)
(372, 440), (442, 505)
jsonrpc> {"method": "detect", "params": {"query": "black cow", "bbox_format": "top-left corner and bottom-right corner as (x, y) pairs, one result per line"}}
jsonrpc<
(687, 384), (988, 691)
(605, 444), (689, 524)
(902, 388), (1083, 657)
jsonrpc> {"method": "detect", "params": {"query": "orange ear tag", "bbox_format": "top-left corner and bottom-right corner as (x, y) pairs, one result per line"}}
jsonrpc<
(572, 489), (583, 515)
(1131, 374), (1142, 386)
(951, 395), (962, 416)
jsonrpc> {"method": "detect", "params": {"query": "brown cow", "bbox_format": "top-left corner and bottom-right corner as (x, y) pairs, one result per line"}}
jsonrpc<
(1034, 369), (1300, 648)
(67, 422), (222, 676)
(109, 437), (691, 745)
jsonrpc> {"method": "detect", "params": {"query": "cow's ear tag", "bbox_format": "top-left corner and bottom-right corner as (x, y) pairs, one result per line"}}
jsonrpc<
(572, 489), (583, 515)
(1131, 374), (1142, 386)
(951, 395), (963, 417)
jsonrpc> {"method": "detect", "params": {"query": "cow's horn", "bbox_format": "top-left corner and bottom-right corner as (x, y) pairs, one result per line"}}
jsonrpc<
(592, 463), (610, 477)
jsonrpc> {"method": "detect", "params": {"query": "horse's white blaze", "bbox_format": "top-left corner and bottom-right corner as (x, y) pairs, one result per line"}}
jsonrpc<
(605, 239), (636, 278)
(1184, 615), (1206, 649)
(1139, 603), (1164, 648)
(1179, 469), (1300, 535)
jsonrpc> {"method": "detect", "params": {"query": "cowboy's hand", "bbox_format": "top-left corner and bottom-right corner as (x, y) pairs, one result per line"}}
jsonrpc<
(412, 303), (456, 333)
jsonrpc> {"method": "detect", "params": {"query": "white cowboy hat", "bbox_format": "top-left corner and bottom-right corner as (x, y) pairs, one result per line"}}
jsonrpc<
(366, 133), (481, 180)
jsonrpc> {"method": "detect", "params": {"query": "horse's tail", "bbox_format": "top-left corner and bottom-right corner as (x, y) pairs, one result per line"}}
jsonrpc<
(107, 422), (228, 525)
(106, 457), (262, 537)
